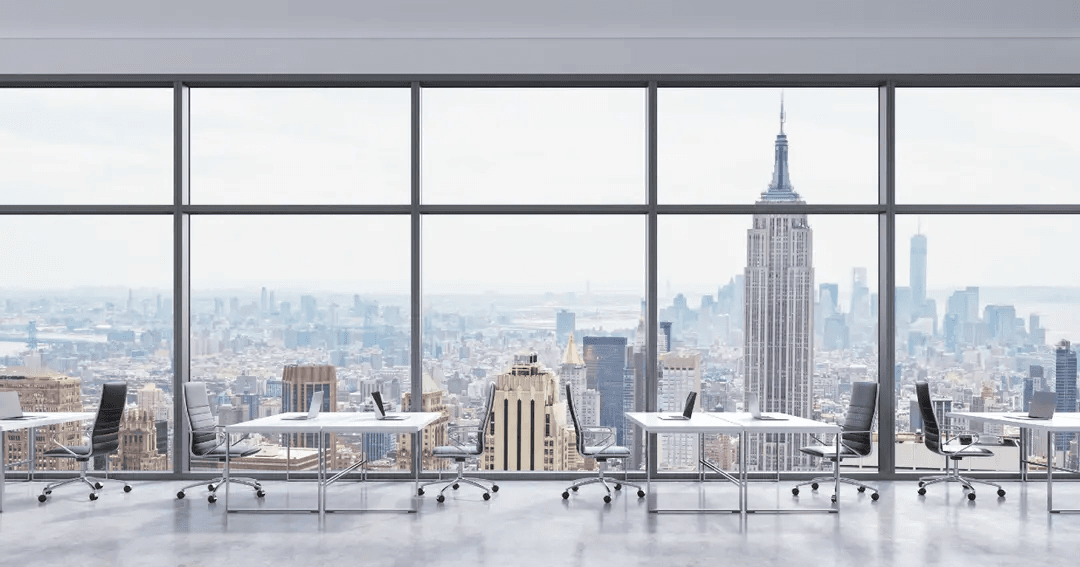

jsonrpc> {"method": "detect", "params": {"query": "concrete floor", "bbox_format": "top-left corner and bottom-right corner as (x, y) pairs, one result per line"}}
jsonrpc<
(1, 477), (1078, 567)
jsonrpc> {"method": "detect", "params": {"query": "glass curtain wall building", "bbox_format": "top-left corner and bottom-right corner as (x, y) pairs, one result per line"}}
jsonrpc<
(0, 80), (1076, 481)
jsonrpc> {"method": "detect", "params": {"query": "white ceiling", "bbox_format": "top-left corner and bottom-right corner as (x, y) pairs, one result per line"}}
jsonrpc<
(2, 0), (1077, 39)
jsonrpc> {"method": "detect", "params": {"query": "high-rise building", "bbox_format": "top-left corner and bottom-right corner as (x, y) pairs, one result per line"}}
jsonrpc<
(658, 351), (701, 469)
(582, 336), (628, 446)
(282, 365), (336, 449)
(111, 408), (168, 471)
(1055, 340), (1077, 451)
(910, 233), (927, 310)
(483, 352), (569, 471)
(558, 333), (594, 426)
(396, 374), (451, 471)
(556, 310), (576, 347)
(0, 369), (83, 472)
(743, 102), (814, 471)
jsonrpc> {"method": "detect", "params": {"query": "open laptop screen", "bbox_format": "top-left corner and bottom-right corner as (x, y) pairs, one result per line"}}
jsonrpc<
(371, 391), (387, 418)
(682, 391), (697, 418)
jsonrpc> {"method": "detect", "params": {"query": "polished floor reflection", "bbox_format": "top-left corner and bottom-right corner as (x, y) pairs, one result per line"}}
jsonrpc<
(1, 479), (1078, 566)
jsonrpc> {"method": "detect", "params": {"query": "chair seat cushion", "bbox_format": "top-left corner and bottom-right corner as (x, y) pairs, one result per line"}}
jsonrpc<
(799, 445), (861, 460)
(433, 445), (481, 458)
(584, 445), (631, 459)
(44, 445), (91, 460)
(940, 444), (995, 459)
(197, 443), (261, 460)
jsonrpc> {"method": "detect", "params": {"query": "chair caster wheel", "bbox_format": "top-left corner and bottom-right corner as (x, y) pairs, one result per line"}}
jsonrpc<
(811, 483), (819, 490)
(562, 491), (570, 500)
(968, 493), (976, 501)
(208, 495), (217, 504)
(483, 492), (491, 501)
(177, 491), (185, 499)
(918, 488), (926, 496)
(792, 488), (800, 496)
(38, 494), (47, 503)
(452, 483), (459, 490)
(831, 495), (837, 503)
(871, 492), (880, 501)
(637, 490), (645, 498)
(492, 485), (499, 492)
(857, 486), (866, 493)
(257, 490), (266, 498)
(124, 485), (132, 493)
(208, 484), (216, 491)
(997, 489), (1006, 497)
(436, 495), (445, 503)
(417, 488), (425, 496)
(89, 493), (99, 501)
(603, 495), (612, 503)
(918, 481), (925, 487)
(614, 483), (621, 490)
(94, 482), (104, 490)
(571, 486), (578, 492)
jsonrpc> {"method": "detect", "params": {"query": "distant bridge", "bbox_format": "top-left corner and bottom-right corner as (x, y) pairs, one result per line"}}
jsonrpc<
(0, 333), (108, 345)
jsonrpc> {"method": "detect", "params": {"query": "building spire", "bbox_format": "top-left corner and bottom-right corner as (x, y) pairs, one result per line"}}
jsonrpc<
(780, 90), (786, 134)
(760, 93), (801, 202)
(561, 332), (584, 366)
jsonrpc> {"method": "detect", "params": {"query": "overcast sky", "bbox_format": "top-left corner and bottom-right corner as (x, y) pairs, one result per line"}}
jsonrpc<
(0, 87), (1076, 298)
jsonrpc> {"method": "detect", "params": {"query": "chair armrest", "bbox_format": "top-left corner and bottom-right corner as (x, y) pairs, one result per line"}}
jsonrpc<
(48, 439), (82, 456)
(446, 425), (480, 448)
(579, 426), (616, 451)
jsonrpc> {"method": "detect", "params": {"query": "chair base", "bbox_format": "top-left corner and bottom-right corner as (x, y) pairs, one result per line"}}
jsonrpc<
(39, 461), (131, 502)
(918, 465), (1005, 501)
(176, 475), (263, 503)
(418, 460), (497, 503)
(793, 476), (879, 501)
(563, 459), (645, 503)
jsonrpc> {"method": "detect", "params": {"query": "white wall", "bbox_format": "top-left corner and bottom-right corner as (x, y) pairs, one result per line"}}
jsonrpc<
(1, 0), (1077, 75)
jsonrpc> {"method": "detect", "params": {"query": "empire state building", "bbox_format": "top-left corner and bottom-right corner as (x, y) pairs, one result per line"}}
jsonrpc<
(743, 101), (814, 471)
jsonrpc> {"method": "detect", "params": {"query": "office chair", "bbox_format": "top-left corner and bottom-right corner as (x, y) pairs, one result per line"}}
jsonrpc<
(792, 381), (880, 502)
(38, 382), (131, 502)
(176, 382), (265, 503)
(915, 381), (1006, 501)
(418, 382), (499, 503)
(562, 383), (645, 503)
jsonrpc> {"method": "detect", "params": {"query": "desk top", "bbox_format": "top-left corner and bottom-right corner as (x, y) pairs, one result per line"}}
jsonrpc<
(0, 412), (95, 432)
(626, 411), (839, 434)
(948, 411), (1080, 432)
(710, 412), (841, 434)
(225, 411), (442, 434)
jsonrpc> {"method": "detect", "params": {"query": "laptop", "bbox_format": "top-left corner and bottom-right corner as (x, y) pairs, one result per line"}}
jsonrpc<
(0, 391), (44, 421)
(747, 393), (788, 421)
(281, 391), (324, 420)
(371, 391), (406, 420)
(1010, 391), (1056, 420)
(659, 391), (698, 420)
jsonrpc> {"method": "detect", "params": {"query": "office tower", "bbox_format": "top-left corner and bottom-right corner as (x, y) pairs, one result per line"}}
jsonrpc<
(111, 408), (168, 471)
(819, 283), (839, 317)
(483, 352), (569, 471)
(895, 286), (913, 330)
(395, 374), (451, 471)
(658, 351), (701, 469)
(582, 336), (629, 445)
(300, 295), (317, 322)
(743, 102), (814, 471)
(850, 268), (870, 324)
(261, 286), (268, 313)
(558, 333), (594, 425)
(659, 321), (673, 353)
(1030, 314), (1046, 346)
(0, 369), (83, 472)
(984, 305), (1017, 344)
(1055, 341), (1077, 451)
(282, 364), (336, 449)
(910, 233), (927, 310)
(556, 310), (576, 346)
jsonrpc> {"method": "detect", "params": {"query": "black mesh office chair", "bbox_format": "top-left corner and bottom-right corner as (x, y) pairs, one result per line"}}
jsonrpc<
(562, 383), (645, 503)
(915, 381), (1006, 501)
(418, 382), (499, 503)
(39, 382), (131, 502)
(792, 381), (880, 502)
(176, 382), (264, 503)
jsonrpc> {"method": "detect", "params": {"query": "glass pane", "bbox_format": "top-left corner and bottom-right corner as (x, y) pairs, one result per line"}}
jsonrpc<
(0, 216), (173, 473)
(659, 215), (879, 473)
(0, 89), (173, 204)
(422, 88), (646, 204)
(660, 88), (878, 204)
(423, 215), (645, 473)
(190, 216), (410, 475)
(191, 89), (411, 204)
(895, 215), (1070, 475)
(898, 88), (1080, 204)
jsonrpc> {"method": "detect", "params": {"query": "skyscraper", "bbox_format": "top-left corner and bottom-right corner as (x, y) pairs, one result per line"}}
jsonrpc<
(556, 310), (576, 347)
(658, 351), (701, 469)
(743, 101), (814, 471)
(582, 336), (628, 446)
(483, 352), (570, 471)
(1055, 340), (1077, 451)
(282, 364), (336, 449)
(0, 369), (84, 472)
(910, 233), (927, 311)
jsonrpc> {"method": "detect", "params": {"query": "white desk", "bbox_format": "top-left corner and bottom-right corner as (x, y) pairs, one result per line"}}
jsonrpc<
(627, 412), (841, 515)
(948, 411), (1080, 513)
(224, 411), (441, 514)
(0, 412), (95, 512)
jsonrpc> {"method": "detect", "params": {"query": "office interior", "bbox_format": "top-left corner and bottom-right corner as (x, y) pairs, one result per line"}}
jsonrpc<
(2, 1), (1080, 566)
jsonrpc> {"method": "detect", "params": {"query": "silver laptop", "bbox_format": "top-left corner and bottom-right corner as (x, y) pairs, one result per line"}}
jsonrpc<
(282, 390), (324, 420)
(0, 391), (43, 420)
(747, 393), (788, 421)
(371, 391), (405, 420)
(1012, 391), (1056, 420)
(659, 391), (697, 420)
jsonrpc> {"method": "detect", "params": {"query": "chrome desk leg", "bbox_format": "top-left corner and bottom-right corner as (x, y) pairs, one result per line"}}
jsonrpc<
(739, 431), (747, 515)
(1, 432), (6, 512)
(224, 431), (231, 512)
(1048, 430), (1053, 513)
(834, 432), (841, 509)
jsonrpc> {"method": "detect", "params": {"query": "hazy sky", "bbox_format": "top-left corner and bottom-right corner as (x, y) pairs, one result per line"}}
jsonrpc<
(0, 86), (1077, 295)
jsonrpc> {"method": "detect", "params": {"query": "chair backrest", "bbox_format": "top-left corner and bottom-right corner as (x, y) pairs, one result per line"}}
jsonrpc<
(184, 382), (219, 457)
(475, 382), (496, 451)
(565, 384), (585, 455)
(916, 382), (943, 454)
(90, 382), (127, 457)
(841, 381), (877, 456)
